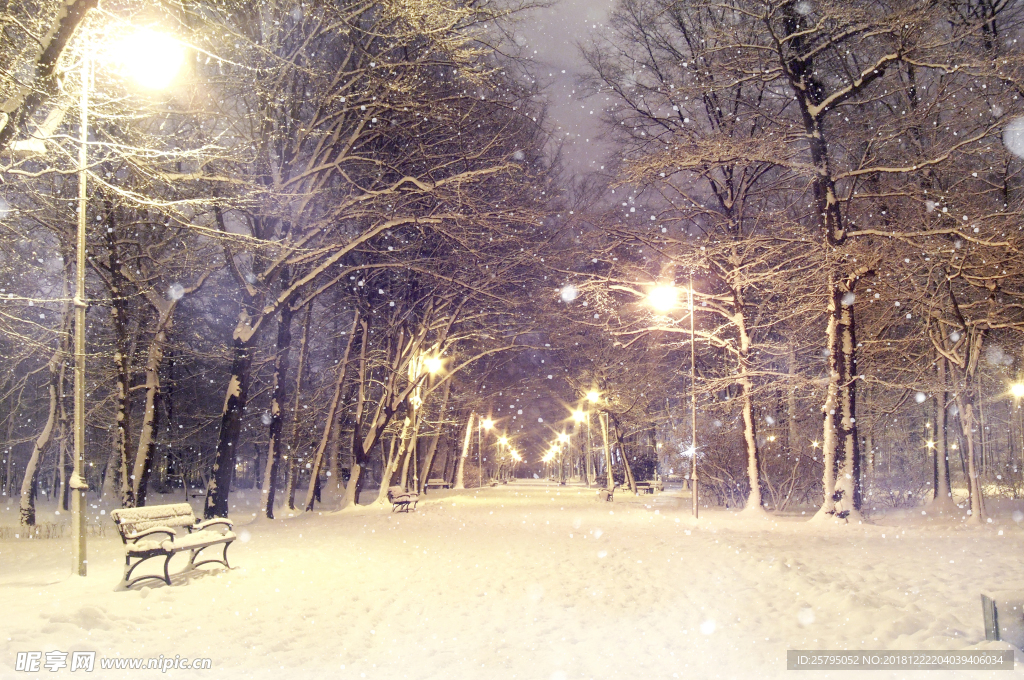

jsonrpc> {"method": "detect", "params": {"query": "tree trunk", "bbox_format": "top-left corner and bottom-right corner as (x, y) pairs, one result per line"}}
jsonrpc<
(600, 411), (614, 490)
(814, 281), (841, 519)
(342, 318), (370, 508)
(305, 311), (359, 510)
(131, 304), (177, 507)
(418, 380), (451, 493)
(930, 356), (954, 510)
(454, 412), (474, 490)
(285, 305), (312, 511)
(261, 297), (295, 519)
(205, 316), (257, 520)
(20, 320), (68, 525)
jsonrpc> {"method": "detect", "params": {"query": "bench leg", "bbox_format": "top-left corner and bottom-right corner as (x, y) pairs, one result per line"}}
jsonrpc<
(120, 553), (173, 590)
(188, 541), (232, 571)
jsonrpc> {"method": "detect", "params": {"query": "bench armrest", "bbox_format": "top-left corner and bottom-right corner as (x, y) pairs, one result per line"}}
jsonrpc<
(192, 518), (233, 532)
(127, 526), (176, 542)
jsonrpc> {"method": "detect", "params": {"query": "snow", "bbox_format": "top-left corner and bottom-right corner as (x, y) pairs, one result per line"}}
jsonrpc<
(1002, 117), (1024, 159)
(2, 482), (1023, 679)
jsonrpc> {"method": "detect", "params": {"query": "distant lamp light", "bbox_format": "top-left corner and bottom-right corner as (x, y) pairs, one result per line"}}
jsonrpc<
(1010, 382), (1024, 399)
(572, 409), (586, 423)
(557, 432), (570, 444)
(498, 435), (509, 447)
(811, 440), (820, 449)
(926, 440), (936, 449)
(647, 284), (680, 313)
(481, 417), (494, 431)
(423, 356), (443, 375)
(586, 390), (601, 404)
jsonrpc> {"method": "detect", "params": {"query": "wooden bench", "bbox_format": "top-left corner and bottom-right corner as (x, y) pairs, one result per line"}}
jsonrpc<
(635, 480), (664, 494)
(110, 503), (235, 589)
(424, 478), (451, 491)
(597, 488), (614, 502)
(387, 486), (419, 512)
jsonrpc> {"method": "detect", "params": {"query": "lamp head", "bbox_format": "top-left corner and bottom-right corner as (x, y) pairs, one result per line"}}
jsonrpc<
(586, 390), (601, 404)
(647, 284), (680, 313)
(1010, 382), (1024, 399)
(106, 29), (186, 90)
(423, 356), (443, 375)
(481, 417), (494, 430)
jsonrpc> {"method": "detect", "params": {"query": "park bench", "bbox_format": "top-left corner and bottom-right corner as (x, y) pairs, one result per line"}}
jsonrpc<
(424, 478), (452, 491)
(635, 480), (664, 494)
(387, 486), (419, 513)
(597, 488), (613, 502)
(110, 503), (235, 589)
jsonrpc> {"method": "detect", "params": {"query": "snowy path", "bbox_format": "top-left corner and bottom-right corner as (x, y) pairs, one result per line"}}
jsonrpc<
(2, 482), (1023, 679)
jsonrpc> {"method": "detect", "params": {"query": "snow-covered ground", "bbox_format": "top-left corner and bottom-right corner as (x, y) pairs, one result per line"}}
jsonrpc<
(2, 481), (1023, 679)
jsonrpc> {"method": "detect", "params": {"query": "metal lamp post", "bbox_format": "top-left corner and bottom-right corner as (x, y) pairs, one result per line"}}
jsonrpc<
(70, 31), (186, 576)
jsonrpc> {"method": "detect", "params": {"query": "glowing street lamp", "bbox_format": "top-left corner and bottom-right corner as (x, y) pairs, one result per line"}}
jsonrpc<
(105, 29), (187, 90)
(572, 409), (586, 424)
(69, 28), (186, 578)
(647, 284), (680, 313)
(586, 390), (601, 404)
(1010, 382), (1024, 399)
(422, 355), (443, 376)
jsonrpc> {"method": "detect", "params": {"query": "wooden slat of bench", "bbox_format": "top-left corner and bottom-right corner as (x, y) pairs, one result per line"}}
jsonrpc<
(111, 503), (197, 536)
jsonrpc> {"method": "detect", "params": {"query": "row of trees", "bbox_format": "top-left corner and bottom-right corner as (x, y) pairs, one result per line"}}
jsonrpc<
(1, 0), (559, 525)
(547, 0), (1024, 522)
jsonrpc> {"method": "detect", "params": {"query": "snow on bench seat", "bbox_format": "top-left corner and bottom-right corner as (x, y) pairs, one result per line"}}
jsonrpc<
(110, 504), (235, 589)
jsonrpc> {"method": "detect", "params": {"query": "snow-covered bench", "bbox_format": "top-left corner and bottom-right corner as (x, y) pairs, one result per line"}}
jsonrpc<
(110, 503), (235, 589)
(424, 478), (451, 491)
(597, 488), (613, 502)
(635, 480), (664, 494)
(387, 486), (418, 513)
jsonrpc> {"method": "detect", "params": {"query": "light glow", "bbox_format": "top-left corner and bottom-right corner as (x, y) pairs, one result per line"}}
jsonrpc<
(572, 409), (586, 423)
(1010, 382), (1024, 399)
(647, 285), (680, 313)
(106, 29), (186, 90)
(481, 417), (494, 430)
(586, 390), (601, 404)
(423, 356), (443, 375)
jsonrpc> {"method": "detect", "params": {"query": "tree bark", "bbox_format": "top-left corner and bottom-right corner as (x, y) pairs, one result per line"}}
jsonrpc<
(261, 293), (295, 519)
(454, 412), (474, 490)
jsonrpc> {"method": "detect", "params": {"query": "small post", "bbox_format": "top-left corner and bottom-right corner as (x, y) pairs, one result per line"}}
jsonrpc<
(982, 593), (999, 641)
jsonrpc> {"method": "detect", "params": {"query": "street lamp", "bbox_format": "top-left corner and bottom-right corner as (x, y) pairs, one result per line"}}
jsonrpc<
(645, 277), (699, 517)
(70, 29), (186, 577)
(1010, 382), (1024, 399)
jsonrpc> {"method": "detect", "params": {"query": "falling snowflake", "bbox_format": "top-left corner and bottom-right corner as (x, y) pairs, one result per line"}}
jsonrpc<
(560, 284), (578, 303)
(168, 283), (185, 300)
(1002, 117), (1024, 158)
(915, 392), (927, 404)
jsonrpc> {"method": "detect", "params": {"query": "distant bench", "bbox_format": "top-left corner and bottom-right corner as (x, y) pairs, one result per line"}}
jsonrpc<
(387, 486), (419, 512)
(635, 480), (664, 494)
(424, 478), (452, 491)
(110, 503), (234, 589)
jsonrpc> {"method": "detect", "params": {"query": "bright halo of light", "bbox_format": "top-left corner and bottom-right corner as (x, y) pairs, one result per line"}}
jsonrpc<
(586, 390), (601, 404)
(572, 409), (586, 423)
(647, 285), (680, 312)
(423, 356), (443, 375)
(106, 29), (186, 90)
(481, 417), (494, 430)
(1010, 383), (1024, 399)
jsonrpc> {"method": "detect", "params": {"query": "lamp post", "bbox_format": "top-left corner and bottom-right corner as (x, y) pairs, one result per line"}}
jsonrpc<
(646, 275), (699, 517)
(572, 408), (588, 486)
(70, 30), (185, 576)
(1009, 382), (1024, 481)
